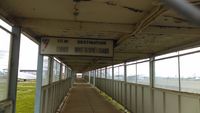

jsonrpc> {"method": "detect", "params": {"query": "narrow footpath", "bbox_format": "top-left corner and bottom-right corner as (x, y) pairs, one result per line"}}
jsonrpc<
(61, 78), (122, 113)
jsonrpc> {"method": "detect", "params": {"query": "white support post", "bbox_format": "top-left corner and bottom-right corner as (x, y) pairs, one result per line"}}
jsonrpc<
(34, 52), (43, 113)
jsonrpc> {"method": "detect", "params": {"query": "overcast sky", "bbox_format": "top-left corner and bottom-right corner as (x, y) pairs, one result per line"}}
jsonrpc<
(0, 19), (38, 71)
(19, 34), (38, 70)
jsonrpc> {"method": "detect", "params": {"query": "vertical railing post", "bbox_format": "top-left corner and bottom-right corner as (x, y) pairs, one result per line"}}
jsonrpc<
(8, 26), (21, 113)
(34, 51), (44, 113)
(112, 65), (114, 98)
(150, 57), (155, 88)
(59, 63), (62, 81)
(99, 69), (102, 90)
(105, 67), (107, 93)
(89, 71), (91, 84)
(70, 69), (73, 87)
(124, 62), (127, 109)
(65, 66), (68, 79)
(96, 69), (98, 87)
(49, 57), (53, 84)
(94, 70), (96, 87)
(150, 57), (155, 113)
(59, 63), (63, 105)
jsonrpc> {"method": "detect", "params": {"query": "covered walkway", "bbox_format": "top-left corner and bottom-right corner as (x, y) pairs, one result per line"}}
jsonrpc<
(61, 79), (122, 113)
(1, 1), (200, 113)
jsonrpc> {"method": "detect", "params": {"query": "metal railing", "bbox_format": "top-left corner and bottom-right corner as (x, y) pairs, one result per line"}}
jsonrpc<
(95, 78), (200, 113)
(40, 78), (72, 113)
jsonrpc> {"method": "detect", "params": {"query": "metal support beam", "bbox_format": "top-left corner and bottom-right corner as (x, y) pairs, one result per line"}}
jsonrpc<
(150, 57), (155, 113)
(156, 39), (200, 56)
(124, 62), (127, 109)
(93, 70), (96, 87)
(150, 57), (155, 88)
(34, 53), (43, 113)
(49, 57), (53, 84)
(0, 25), (13, 34)
(95, 70), (97, 87)
(15, 17), (133, 34)
(100, 68), (102, 90)
(112, 65), (114, 98)
(178, 55), (181, 91)
(59, 63), (62, 80)
(105, 67), (107, 79)
(116, 5), (167, 45)
(67, 67), (69, 78)
(8, 26), (21, 113)
(105, 67), (107, 92)
(89, 71), (91, 84)
(144, 25), (200, 36)
(70, 69), (72, 85)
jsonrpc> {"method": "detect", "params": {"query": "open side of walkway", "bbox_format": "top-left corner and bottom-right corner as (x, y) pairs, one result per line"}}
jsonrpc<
(61, 79), (122, 113)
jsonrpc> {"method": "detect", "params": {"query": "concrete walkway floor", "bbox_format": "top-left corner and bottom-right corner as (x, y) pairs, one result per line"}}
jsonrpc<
(61, 79), (122, 113)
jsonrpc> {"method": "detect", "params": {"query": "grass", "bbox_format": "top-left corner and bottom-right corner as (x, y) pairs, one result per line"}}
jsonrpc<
(16, 81), (36, 113)
(0, 79), (8, 101)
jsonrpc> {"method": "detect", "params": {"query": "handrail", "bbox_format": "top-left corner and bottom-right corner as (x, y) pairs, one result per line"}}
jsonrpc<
(102, 78), (200, 98)
(42, 78), (71, 89)
(162, 0), (200, 26)
(0, 25), (13, 35)
(40, 78), (72, 113)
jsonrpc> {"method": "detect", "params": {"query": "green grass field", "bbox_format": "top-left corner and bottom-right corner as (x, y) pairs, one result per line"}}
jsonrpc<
(0, 78), (8, 101)
(16, 81), (36, 113)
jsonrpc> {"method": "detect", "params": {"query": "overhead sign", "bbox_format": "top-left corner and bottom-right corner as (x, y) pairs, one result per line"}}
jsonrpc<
(40, 37), (114, 57)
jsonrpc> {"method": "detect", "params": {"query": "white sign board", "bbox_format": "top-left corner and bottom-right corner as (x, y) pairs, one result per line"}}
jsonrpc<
(40, 37), (113, 57)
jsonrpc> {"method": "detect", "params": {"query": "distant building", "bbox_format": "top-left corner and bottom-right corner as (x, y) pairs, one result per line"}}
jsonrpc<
(3, 69), (8, 73)
(18, 70), (37, 81)
(20, 69), (37, 75)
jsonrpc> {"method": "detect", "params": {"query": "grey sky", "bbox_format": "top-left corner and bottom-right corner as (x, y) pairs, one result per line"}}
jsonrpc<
(19, 34), (38, 70)
(0, 19), (38, 71)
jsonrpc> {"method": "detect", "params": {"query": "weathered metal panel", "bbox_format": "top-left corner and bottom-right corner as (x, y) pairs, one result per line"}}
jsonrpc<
(137, 86), (143, 113)
(126, 84), (131, 110)
(165, 93), (179, 113)
(143, 87), (152, 113)
(181, 96), (200, 113)
(154, 90), (164, 113)
(131, 85), (136, 113)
